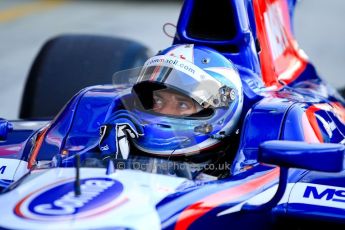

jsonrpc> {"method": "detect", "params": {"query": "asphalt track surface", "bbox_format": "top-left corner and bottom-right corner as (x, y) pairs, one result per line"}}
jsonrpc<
(0, 0), (344, 119)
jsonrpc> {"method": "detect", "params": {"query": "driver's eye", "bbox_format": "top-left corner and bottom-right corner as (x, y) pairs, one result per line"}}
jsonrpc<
(178, 101), (192, 110)
(153, 96), (164, 108)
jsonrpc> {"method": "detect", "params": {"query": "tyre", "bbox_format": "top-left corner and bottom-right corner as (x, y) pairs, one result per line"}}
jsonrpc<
(340, 87), (345, 98)
(19, 34), (152, 119)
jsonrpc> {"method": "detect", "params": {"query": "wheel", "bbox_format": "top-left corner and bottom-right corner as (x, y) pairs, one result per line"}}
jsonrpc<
(19, 34), (152, 120)
(340, 87), (345, 98)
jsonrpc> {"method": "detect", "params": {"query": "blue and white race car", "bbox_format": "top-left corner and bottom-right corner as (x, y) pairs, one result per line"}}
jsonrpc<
(1, 0), (345, 229)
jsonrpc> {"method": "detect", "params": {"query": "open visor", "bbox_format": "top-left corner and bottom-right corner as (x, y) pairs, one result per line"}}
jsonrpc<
(113, 55), (236, 109)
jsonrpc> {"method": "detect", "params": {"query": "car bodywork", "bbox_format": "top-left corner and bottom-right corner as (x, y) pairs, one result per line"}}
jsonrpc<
(0, 0), (345, 229)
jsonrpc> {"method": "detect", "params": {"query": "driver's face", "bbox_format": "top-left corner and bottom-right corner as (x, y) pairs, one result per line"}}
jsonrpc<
(152, 89), (198, 116)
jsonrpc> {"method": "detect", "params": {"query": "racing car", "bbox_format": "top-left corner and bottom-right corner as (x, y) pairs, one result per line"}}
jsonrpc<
(1, 0), (345, 229)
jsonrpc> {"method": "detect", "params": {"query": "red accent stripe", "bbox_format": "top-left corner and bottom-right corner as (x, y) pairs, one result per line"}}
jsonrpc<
(28, 128), (48, 169)
(77, 197), (129, 219)
(150, 65), (161, 81)
(174, 167), (279, 230)
(301, 112), (320, 143)
(305, 106), (323, 143)
(330, 102), (345, 124)
(0, 143), (24, 156)
(253, 0), (307, 88)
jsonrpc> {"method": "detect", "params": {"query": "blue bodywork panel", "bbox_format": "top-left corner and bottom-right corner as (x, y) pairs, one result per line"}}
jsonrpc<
(0, 0), (345, 229)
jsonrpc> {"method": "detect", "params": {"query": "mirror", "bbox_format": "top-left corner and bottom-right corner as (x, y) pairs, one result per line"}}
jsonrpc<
(242, 140), (344, 212)
(259, 140), (345, 172)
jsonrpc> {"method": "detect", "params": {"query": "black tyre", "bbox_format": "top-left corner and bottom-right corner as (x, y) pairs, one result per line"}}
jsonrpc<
(19, 34), (152, 119)
(340, 87), (345, 98)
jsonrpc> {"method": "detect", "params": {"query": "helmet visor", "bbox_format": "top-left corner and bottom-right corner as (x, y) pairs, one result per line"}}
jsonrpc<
(139, 55), (236, 108)
(113, 55), (237, 110)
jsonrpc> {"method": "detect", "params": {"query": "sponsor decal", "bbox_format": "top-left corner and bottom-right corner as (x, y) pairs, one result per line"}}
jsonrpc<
(144, 55), (197, 76)
(0, 165), (6, 174)
(263, 1), (288, 61)
(289, 183), (345, 210)
(15, 177), (128, 221)
(304, 185), (345, 203)
(253, 0), (307, 87)
(0, 159), (28, 180)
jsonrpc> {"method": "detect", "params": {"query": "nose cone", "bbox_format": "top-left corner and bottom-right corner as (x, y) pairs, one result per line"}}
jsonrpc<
(0, 168), (189, 230)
